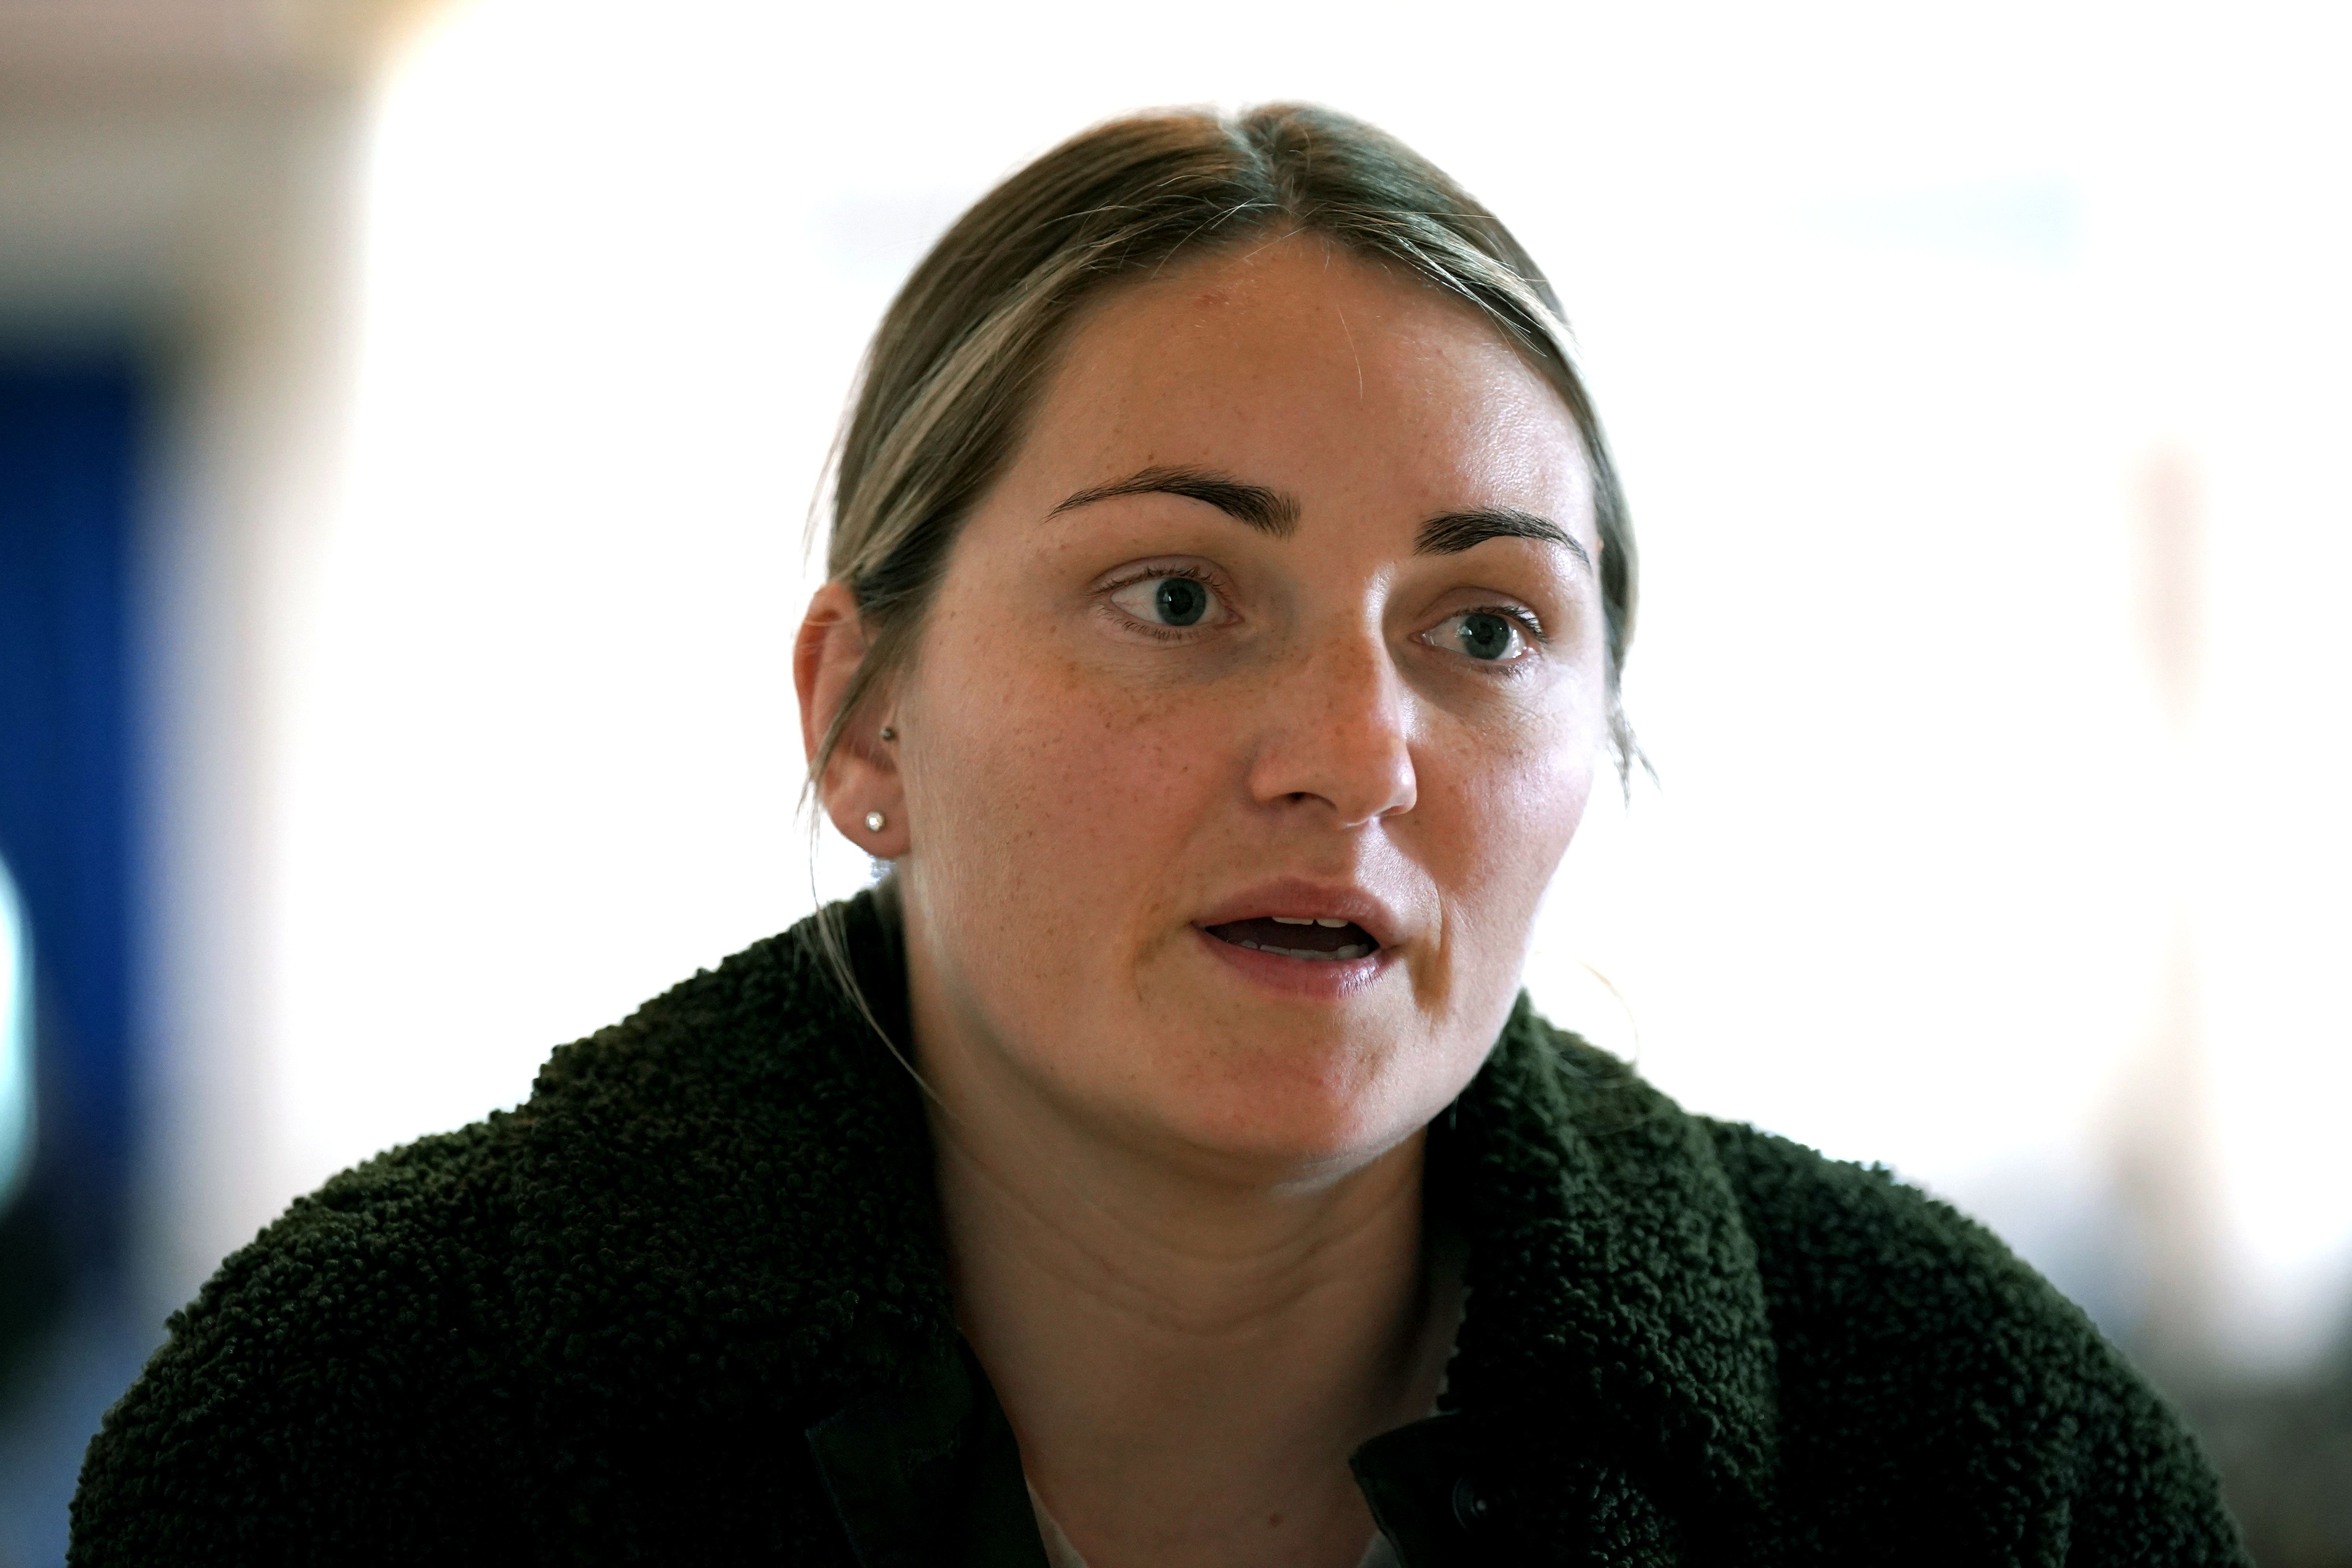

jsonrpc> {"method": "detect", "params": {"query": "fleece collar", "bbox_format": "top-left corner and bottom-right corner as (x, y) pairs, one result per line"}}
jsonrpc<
(1430, 996), (1781, 1558)
(508, 888), (1779, 1563)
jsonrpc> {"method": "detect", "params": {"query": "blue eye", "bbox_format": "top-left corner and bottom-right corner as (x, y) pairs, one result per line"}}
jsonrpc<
(1426, 610), (1532, 662)
(1411, 611), (1543, 668)
(1457, 612), (1515, 660)
(1155, 578), (1209, 626)
(1109, 572), (1225, 629)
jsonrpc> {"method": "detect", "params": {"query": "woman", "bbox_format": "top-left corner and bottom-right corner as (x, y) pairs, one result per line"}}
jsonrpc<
(73, 106), (2241, 1566)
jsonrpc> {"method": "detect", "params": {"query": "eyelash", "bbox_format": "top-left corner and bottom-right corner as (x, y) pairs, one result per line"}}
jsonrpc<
(1466, 603), (1548, 643)
(1097, 564), (1229, 642)
(1431, 602), (1549, 677)
(1096, 569), (1550, 664)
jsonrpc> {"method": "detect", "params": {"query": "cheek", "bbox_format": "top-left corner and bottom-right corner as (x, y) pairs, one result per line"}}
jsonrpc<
(1416, 688), (1601, 975)
(900, 603), (1227, 961)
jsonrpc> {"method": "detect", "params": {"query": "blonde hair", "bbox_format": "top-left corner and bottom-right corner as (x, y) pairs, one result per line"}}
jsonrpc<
(813, 102), (1640, 801)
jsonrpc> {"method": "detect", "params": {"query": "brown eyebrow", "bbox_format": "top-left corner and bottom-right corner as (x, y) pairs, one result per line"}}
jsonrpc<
(1049, 470), (1589, 573)
(1048, 465), (1300, 536)
(1416, 508), (1593, 573)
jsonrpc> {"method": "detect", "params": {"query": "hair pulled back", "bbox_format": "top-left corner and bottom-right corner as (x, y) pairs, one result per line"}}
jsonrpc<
(815, 102), (1639, 799)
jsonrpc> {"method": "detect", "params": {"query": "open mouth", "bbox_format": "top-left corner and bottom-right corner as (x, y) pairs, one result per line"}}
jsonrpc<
(1202, 916), (1380, 963)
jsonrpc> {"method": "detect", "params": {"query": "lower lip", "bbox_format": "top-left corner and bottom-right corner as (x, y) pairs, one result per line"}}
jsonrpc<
(1192, 926), (1392, 999)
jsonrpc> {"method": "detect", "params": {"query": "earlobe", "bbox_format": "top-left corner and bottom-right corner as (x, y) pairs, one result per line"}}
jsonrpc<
(827, 786), (907, 858)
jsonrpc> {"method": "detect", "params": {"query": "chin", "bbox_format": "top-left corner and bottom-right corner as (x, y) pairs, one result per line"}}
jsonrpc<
(1120, 1025), (1454, 1178)
(1051, 940), (1476, 1172)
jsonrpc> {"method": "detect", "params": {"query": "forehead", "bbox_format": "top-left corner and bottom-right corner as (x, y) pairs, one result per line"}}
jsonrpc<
(1014, 235), (1596, 541)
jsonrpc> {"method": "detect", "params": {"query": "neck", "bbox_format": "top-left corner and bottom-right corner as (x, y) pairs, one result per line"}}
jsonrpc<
(912, 989), (1457, 1568)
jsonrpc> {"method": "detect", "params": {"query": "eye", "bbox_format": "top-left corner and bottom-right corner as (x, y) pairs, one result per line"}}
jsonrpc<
(1108, 572), (1225, 629)
(1424, 609), (1536, 663)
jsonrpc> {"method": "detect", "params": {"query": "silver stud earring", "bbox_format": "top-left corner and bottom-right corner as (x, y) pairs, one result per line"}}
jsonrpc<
(879, 726), (897, 741)
(864, 810), (887, 833)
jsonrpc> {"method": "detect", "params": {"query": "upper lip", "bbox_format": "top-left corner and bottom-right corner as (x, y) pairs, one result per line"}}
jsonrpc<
(1192, 878), (1405, 950)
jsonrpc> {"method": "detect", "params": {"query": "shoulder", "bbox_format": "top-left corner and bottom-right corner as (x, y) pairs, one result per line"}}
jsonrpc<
(70, 1117), (528, 1563)
(1479, 1009), (2241, 1559)
(73, 916), (896, 1564)
(1700, 1118), (2245, 1564)
(1702, 1117), (2060, 1343)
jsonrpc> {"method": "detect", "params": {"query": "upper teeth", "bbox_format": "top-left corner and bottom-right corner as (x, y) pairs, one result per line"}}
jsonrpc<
(1272, 916), (1352, 928)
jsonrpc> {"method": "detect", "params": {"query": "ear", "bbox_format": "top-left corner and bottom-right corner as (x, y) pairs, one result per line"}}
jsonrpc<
(794, 579), (909, 858)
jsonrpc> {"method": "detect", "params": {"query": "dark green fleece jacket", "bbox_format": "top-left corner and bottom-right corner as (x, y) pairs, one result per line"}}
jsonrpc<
(71, 891), (2245, 1565)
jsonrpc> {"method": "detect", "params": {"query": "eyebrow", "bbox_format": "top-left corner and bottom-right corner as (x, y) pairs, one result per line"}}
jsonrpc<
(1048, 465), (1300, 535)
(1416, 508), (1593, 573)
(1048, 465), (1592, 573)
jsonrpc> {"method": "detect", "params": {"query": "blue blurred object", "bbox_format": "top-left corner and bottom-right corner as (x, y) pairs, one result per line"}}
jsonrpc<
(0, 356), (150, 1567)
(0, 358), (142, 1274)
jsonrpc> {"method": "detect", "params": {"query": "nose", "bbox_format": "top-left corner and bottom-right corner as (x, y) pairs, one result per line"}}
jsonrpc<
(1245, 623), (1419, 828)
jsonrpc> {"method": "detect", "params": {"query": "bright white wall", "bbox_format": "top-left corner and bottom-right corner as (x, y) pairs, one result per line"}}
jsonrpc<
(218, 0), (2350, 1368)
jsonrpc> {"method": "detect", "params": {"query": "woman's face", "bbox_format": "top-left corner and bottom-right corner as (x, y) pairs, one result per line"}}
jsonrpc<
(884, 235), (1609, 1178)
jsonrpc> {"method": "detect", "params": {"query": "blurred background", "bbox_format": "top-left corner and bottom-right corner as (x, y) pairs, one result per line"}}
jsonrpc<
(2, 0), (2348, 1559)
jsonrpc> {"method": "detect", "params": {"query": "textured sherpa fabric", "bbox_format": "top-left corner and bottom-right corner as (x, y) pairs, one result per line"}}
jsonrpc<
(70, 891), (2246, 1565)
